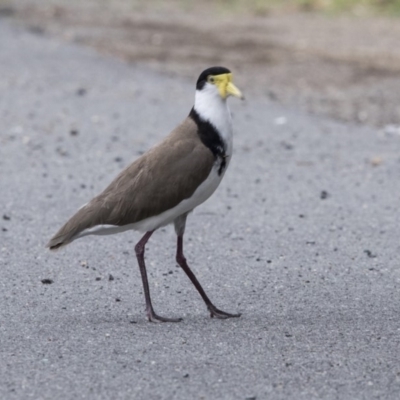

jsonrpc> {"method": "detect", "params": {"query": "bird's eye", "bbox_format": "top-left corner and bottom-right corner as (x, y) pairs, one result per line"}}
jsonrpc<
(208, 76), (215, 84)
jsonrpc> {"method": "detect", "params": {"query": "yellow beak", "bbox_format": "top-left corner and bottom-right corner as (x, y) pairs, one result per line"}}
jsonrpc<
(216, 73), (244, 100)
(226, 81), (244, 99)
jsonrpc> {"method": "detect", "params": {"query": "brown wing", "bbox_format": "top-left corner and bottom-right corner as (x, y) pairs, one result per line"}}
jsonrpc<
(47, 117), (214, 249)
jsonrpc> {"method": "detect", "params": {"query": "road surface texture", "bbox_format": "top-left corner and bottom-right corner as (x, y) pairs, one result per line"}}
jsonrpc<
(1, 19), (400, 400)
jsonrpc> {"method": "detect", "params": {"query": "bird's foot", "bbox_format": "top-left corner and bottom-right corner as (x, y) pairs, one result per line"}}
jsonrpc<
(208, 305), (241, 319)
(146, 308), (182, 323)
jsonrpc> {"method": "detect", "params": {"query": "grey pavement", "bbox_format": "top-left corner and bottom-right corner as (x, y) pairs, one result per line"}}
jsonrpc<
(1, 20), (400, 400)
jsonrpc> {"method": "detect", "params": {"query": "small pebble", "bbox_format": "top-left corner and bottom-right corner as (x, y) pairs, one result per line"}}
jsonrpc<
(281, 141), (293, 150)
(320, 190), (329, 199)
(370, 156), (382, 166)
(274, 116), (287, 125)
(76, 88), (86, 96)
(364, 250), (377, 258)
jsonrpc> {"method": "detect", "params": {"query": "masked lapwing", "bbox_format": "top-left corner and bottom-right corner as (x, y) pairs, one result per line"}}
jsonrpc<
(47, 66), (243, 322)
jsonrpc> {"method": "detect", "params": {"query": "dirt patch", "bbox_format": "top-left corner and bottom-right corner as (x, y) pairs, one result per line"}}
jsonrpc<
(6, 0), (400, 127)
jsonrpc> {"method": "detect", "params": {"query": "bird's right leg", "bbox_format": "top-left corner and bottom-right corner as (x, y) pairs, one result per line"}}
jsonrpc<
(135, 231), (182, 323)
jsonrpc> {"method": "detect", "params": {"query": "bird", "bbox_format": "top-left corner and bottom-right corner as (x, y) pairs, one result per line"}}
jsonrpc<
(47, 66), (244, 322)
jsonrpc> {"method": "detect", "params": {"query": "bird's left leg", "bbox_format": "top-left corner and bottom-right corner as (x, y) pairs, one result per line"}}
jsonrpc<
(174, 214), (241, 319)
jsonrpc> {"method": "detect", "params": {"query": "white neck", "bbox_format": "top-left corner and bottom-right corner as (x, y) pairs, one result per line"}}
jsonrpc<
(193, 87), (233, 156)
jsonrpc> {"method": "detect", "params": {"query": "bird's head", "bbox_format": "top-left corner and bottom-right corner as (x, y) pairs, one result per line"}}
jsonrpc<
(196, 67), (244, 101)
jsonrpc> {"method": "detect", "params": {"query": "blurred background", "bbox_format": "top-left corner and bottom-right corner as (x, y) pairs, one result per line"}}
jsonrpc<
(2, 0), (400, 128)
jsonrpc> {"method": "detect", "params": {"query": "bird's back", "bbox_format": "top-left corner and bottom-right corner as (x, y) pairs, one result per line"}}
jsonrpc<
(47, 117), (215, 249)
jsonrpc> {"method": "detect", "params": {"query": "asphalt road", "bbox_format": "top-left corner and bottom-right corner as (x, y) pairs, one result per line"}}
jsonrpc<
(1, 20), (400, 400)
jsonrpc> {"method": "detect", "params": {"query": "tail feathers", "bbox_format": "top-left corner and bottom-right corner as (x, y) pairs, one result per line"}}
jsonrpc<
(47, 225), (82, 251)
(46, 203), (101, 250)
(47, 232), (75, 251)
